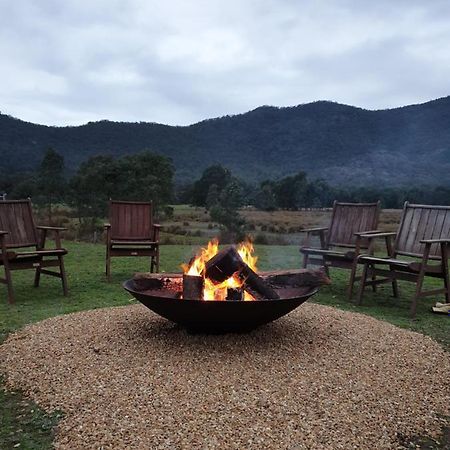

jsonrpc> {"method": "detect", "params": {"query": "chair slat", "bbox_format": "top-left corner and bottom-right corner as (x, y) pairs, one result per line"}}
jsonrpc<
(328, 202), (379, 247)
(110, 201), (153, 240)
(0, 201), (37, 248)
(396, 204), (450, 259)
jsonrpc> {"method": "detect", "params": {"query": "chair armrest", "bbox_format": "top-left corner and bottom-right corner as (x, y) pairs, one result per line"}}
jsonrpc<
(354, 229), (382, 236)
(153, 224), (161, 242)
(36, 226), (65, 249)
(36, 226), (67, 231)
(359, 232), (397, 239)
(0, 230), (8, 236)
(300, 227), (328, 234)
(420, 238), (450, 244)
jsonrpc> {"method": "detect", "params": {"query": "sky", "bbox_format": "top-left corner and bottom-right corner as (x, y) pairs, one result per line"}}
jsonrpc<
(0, 0), (449, 126)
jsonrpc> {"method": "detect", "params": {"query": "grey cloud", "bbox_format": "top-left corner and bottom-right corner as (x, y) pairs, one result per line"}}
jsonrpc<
(0, 0), (449, 125)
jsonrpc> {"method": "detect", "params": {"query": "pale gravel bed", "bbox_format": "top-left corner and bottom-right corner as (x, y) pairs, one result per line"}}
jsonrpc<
(0, 303), (449, 449)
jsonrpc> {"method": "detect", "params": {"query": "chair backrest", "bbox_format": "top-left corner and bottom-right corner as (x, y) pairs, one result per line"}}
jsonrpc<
(0, 199), (38, 248)
(109, 200), (153, 240)
(327, 201), (381, 248)
(395, 202), (450, 260)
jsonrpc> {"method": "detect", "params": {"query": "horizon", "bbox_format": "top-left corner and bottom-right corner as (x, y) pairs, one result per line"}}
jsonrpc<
(2, 94), (449, 128)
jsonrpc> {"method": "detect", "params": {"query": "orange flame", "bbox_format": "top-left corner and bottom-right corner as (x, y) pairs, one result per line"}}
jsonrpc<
(182, 238), (256, 301)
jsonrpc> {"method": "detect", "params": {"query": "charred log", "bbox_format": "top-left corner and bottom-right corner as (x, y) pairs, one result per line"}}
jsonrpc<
(183, 274), (204, 300)
(205, 247), (280, 299)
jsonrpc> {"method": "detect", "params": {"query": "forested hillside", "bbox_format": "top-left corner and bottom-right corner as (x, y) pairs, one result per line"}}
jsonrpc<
(1, 96), (450, 186)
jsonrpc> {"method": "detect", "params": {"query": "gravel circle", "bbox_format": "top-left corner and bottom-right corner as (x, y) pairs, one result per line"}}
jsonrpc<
(1, 303), (449, 449)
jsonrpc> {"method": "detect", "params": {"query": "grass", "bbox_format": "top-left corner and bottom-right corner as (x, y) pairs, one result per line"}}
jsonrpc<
(0, 241), (449, 448)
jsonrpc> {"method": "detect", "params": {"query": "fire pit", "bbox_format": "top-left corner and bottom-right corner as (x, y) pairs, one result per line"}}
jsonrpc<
(124, 240), (329, 333)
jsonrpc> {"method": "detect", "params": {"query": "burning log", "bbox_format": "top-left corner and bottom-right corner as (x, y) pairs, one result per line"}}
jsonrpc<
(226, 287), (244, 301)
(183, 274), (204, 300)
(205, 247), (280, 300)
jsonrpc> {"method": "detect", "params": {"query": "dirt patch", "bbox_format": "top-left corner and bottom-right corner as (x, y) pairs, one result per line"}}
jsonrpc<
(1, 303), (449, 449)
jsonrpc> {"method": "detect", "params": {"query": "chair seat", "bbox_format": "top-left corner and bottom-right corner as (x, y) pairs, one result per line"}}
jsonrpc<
(1, 249), (67, 267)
(300, 247), (355, 260)
(358, 255), (443, 275)
(111, 240), (158, 246)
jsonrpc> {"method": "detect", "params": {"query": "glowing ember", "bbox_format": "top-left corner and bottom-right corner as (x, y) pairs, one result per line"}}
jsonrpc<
(181, 239), (257, 301)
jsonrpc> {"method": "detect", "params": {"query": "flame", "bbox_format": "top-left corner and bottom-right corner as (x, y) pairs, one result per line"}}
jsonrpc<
(182, 238), (256, 301)
(181, 238), (219, 276)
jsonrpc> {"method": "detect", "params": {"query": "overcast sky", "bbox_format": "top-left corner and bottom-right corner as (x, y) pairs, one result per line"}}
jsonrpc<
(0, 0), (449, 126)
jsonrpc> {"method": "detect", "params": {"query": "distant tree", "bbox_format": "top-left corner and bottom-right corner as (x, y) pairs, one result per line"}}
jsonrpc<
(117, 151), (174, 207)
(36, 148), (66, 223)
(69, 152), (174, 231)
(205, 184), (220, 209)
(305, 179), (334, 208)
(69, 155), (118, 228)
(274, 172), (308, 209)
(253, 182), (277, 211)
(191, 165), (232, 206)
(209, 180), (246, 239)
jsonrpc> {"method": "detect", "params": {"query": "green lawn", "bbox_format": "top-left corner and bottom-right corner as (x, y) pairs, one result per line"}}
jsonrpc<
(1, 241), (449, 448)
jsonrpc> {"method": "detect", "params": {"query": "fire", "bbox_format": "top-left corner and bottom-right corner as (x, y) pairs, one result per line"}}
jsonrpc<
(182, 239), (257, 301)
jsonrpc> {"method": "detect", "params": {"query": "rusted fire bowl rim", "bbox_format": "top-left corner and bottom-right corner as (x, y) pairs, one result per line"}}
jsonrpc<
(123, 279), (318, 333)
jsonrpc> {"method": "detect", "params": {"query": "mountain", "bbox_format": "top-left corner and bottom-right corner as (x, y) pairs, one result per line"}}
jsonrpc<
(1, 96), (450, 186)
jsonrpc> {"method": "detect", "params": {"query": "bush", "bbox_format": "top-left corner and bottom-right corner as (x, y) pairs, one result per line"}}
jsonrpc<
(253, 233), (269, 245)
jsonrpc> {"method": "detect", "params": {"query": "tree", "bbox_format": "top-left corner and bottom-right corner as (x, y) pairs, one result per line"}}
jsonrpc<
(191, 165), (232, 206)
(273, 172), (308, 209)
(68, 155), (119, 227)
(209, 180), (246, 239)
(68, 152), (174, 233)
(117, 151), (174, 207)
(36, 148), (66, 223)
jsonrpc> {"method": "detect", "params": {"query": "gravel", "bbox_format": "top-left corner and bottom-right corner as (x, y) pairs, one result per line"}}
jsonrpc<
(1, 303), (449, 449)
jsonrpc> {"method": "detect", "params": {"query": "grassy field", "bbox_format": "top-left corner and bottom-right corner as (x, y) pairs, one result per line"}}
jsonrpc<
(1, 236), (449, 447)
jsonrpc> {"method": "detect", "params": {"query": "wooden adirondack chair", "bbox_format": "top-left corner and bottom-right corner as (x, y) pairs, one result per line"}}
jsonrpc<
(300, 201), (381, 298)
(356, 202), (450, 317)
(0, 199), (68, 303)
(104, 200), (161, 280)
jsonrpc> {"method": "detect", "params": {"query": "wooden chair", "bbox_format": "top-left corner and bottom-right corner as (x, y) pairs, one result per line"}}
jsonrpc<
(300, 201), (381, 298)
(104, 200), (161, 280)
(0, 199), (68, 303)
(356, 202), (450, 317)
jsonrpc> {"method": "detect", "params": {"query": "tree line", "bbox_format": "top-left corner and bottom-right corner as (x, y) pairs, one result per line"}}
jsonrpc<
(0, 148), (174, 230)
(1, 152), (449, 236)
(178, 164), (450, 211)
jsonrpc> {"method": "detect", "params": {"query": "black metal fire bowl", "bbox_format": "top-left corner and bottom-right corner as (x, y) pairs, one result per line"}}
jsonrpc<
(123, 278), (318, 333)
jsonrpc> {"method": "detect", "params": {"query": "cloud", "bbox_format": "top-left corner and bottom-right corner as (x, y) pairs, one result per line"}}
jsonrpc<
(0, 0), (449, 125)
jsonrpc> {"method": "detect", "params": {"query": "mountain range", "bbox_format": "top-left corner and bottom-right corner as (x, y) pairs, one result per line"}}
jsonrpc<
(1, 96), (450, 186)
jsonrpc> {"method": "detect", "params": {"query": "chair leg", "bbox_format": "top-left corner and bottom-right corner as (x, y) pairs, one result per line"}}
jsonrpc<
(441, 244), (449, 303)
(106, 246), (111, 281)
(371, 271), (377, 292)
(392, 279), (399, 298)
(347, 259), (358, 300)
(3, 262), (15, 304)
(34, 266), (41, 287)
(150, 256), (155, 273)
(410, 272), (425, 318)
(302, 253), (308, 269)
(356, 263), (369, 305)
(155, 248), (160, 273)
(58, 256), (69, 296)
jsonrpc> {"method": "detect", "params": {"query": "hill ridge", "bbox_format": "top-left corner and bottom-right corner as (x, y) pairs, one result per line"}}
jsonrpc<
(1, 96), (450, 186)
